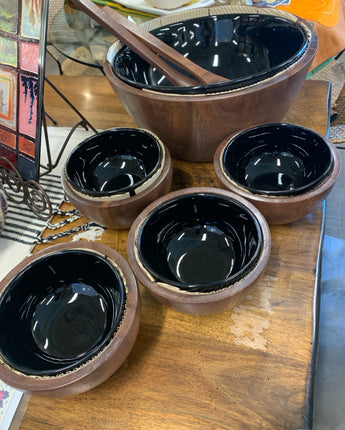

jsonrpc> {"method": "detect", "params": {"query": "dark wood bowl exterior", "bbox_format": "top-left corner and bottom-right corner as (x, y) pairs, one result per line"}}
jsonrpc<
(0, 242), (141, 397)
(104, 15), (318, 163)
(62, 147), (173, 229)
(127, 187), (271, 315)
(214, 135), (342, 225)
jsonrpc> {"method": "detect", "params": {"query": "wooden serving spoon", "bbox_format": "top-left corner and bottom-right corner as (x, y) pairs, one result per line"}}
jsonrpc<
(72, 0), (228, 87)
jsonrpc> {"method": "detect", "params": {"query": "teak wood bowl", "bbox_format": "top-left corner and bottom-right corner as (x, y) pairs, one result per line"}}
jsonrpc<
(112, 6), (311, 95)
(127, 187), (271, 315)
(0, 242), (140, 397)
(62, 128), (173, 229)
(104, 6), (318, 162)
(214, 123), (342, 225)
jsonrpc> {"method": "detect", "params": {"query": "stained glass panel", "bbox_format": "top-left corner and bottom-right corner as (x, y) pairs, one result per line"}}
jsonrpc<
(0, 0), (48, 180)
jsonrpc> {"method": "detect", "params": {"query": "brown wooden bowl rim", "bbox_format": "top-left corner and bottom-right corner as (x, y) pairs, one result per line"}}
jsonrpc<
(127, 186), (271, 305)
(0, 242), (140, 393)
(213, 128), (342, 205)
(62, 143), (172, 209)
(62, 128), (171, 203)
(104, 6), (318, 100)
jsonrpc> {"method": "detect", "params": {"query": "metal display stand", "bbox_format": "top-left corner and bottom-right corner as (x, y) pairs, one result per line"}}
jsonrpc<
(40, 77), (98, 177)
(0, 156), (53, 221)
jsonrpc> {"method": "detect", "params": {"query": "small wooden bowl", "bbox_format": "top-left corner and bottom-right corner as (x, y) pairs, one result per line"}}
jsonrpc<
(214, 123), (342, 224)
(0, 242), (140, 397)
(127, 187), (271, 315)
(62, 128), (173, 229)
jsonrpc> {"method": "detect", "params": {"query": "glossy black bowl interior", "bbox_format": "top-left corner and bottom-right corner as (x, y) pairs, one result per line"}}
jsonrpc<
(113, 13), (308, 94)
(222, 123), (334, 196)
(0, 250), (126, 376)
(137, 192), (263, 292)
(65, 128), (163, 197)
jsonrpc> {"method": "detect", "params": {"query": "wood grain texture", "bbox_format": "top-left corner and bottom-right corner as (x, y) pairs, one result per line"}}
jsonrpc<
(16, 76), (329, 429)
(44, 76), (137, 131)
(104, 52), (317, 162)
(213, 120), (341, 225)
(61, 141), (173, 229)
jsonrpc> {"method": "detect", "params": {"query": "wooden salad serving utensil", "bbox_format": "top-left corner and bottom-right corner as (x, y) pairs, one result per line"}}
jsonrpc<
(72, 0), (228, 87)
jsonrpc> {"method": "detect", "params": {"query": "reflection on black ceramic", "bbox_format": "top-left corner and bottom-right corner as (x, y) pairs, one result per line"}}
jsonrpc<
(65, 128), (163, 197)
(0, 250), (126, 376)
(113, 13), (308, 94)
(137, 192), (262, 292)
(222, 123), (334, 196)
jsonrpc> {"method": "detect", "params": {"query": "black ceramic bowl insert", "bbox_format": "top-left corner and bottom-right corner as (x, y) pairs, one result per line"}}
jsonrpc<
(136, 190), (263, 293)
(112, 10), (309, 94)
(0, 248), (126, 376)
(65, 128), (163, 198)
(221, 123), (334, 196)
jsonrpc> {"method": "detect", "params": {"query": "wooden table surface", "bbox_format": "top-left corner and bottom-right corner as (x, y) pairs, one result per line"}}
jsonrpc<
(16, 76), (329, 430)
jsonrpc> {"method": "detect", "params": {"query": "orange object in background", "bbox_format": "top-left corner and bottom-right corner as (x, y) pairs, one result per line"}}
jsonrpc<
(276, 0), (345, 70)
(277, 0), (339, 27)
